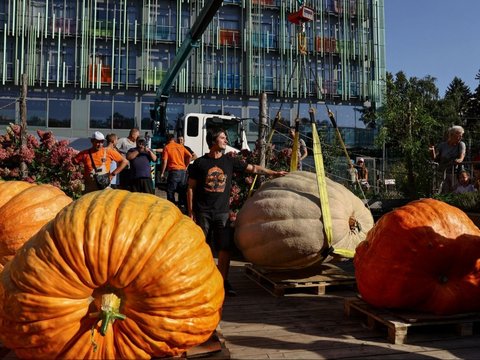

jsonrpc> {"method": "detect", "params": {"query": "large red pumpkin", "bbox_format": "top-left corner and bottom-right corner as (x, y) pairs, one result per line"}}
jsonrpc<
(0, 180), (72, 270)
(355, 198), (480, 315)
(0, 190), (224, 359)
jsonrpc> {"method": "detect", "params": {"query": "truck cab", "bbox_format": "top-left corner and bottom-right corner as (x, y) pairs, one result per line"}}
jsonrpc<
(179, 113), (250, 157)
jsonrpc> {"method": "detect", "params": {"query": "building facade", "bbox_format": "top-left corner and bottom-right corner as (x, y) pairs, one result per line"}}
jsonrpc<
(0, 0), (385, 141)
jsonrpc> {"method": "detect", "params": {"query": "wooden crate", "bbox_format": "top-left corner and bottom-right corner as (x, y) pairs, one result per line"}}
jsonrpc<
(244, 262), (356, 297)
(344, 297), (480, 344)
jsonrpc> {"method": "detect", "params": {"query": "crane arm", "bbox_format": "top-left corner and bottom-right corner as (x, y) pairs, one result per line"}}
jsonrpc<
(152, 0), (224, 137)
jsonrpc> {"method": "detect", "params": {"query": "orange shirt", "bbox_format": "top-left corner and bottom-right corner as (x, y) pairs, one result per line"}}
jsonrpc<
(75, 147), (124, 178)
(162, 142), (191, 171)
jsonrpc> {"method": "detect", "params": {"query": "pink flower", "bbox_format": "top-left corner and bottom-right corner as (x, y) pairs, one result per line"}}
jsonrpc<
(19, 145), (35, 163)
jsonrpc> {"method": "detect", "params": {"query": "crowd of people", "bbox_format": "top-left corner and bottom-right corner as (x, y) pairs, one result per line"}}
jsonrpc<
(343, 125), (480, 195)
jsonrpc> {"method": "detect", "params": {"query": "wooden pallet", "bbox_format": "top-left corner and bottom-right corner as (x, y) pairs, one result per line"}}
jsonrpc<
(244, 262), (356, 297)
(344, 297), (480, 344)
(181, 329), (230, 359)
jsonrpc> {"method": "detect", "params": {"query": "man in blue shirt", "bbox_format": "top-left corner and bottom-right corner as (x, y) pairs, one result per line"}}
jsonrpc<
(126, 138), (158, 194)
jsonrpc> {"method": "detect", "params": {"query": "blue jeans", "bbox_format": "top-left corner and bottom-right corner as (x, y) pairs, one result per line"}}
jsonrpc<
(166, 169), (187, 205)
(195, 212), (232, 251)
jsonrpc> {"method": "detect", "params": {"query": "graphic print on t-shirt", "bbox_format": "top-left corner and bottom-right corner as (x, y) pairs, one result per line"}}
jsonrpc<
(205, 166), (227, 193)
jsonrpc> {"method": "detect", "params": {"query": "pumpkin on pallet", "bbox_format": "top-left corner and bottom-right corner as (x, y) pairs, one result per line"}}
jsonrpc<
(355, 198), (480, 315)
(234, 171), (374, 270)
(0, 190), (224, 359)
(0, 180), (72, 271)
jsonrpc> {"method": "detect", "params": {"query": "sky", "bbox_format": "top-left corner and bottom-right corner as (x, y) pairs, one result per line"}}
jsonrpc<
(384, 1), (480, 97)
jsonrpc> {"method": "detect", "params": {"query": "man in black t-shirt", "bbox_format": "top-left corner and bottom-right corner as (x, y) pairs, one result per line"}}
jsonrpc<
(187, 128), (287, 296)
(178, 135), (197, 161)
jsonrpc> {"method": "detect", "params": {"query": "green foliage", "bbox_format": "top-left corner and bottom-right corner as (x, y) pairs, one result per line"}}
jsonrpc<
(228, 145), (290, 222)
(433, 191), (480, 213)
(377, 71), (439, 197)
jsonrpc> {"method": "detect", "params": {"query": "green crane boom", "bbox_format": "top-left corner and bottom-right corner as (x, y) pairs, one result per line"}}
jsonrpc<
(151, 0), (224, 139)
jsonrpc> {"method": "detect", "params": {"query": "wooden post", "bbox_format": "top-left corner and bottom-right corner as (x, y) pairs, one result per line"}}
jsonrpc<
(258, 93), (267, 168)
(19, 74), (28, 179)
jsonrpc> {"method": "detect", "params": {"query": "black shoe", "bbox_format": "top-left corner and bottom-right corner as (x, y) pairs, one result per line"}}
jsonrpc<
(224, 280), (237, 297)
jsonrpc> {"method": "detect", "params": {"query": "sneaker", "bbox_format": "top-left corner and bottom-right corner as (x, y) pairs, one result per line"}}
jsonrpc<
(224, 280), (237, 297)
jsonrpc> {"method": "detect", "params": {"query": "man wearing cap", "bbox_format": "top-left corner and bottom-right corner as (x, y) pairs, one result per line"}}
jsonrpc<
(356, 157), (369, 189)
(285, 126), (308, 170)
(74, 131), (128, 193)
(126, 137), (158, 194)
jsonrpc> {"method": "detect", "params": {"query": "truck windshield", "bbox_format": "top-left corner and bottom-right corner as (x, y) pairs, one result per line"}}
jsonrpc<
(206, 117), (242, 150)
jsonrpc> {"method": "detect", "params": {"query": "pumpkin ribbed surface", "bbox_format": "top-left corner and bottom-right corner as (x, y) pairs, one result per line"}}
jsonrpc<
(234, 171), (374, 269)
(355, 198), (480, 315)
(0, 181), (72, 270)
(0, 190), (224, 359)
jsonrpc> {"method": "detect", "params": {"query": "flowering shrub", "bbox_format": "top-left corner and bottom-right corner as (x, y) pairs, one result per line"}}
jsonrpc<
(0, 124), (83, 198)
(228, 144), (290, 223)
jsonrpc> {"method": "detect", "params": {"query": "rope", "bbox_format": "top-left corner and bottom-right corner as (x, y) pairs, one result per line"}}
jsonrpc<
(0, 100), (18, 111)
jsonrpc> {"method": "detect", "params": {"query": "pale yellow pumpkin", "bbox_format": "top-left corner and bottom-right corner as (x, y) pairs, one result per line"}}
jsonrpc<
(234, 171), (374, 269)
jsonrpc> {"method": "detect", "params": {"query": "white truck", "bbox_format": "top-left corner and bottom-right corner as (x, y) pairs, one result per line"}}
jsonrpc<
(178, 113), (250, 157)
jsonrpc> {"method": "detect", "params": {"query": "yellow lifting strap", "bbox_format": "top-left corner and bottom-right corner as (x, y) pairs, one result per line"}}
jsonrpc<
(309, 108), (333, 253)
(298, 32), (307, 55)
(289, 119), (300, 172)
(310, 109), (355, 259)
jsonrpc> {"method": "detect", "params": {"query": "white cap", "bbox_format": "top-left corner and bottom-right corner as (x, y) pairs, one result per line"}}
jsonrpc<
(91, 131), (105, 141)
(357, 157), (364, 163)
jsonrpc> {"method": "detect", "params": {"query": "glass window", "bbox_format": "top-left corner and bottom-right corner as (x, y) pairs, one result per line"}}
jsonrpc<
(113, 102), (135, 129)
(186, 116), (199, 137)
(49, 99), (71, 128)
(141, 102), (153, 131)
(27, 100), (47, 127)
(90, 101), (112, 129)
(167, 104), (184, 131)
(0, 99), (16, 125)
(248, 107), (259, 133)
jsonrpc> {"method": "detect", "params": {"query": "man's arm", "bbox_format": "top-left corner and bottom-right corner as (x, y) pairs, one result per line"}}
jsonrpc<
(245, 164), (288, 177)
(160, 154), (168, 179)
(300, 141), (308, 161)
(184, 149), (192, 167)
(149, 148), (158, 162)
(187, 178), (197, 219)
(456, 143), (466, 163)
(126, 149), (139, 161)
(111, 157), (128, 179)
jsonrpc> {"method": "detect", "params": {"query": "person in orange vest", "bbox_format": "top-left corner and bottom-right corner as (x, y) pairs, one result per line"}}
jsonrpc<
(160, 133), (192, 208)
(74, 131), (128, 193)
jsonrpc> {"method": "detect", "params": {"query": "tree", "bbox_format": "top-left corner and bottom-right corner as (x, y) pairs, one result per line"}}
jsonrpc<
(464, 69), (480, 131)
(438, 77), (472, 127)
(357, 97), (377, 129)
(377, 71), (439, 197)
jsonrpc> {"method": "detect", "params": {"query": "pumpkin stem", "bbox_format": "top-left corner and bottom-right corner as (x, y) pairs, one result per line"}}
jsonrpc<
(349, 216), (361, 232)
(99, 293), (126, 336)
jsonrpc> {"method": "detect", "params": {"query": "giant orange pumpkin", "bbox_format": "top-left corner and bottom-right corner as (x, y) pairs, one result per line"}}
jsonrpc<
(0, 190), (224, 359)
(0, 180), (72, 270)
(355, 198), (480, 315)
